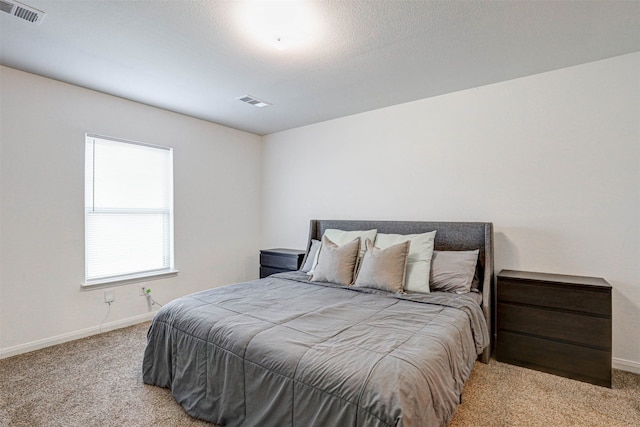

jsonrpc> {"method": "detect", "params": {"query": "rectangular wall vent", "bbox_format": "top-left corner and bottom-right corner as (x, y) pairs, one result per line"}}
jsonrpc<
(0, 0), (45, 24)
(236, 95), (272, 108)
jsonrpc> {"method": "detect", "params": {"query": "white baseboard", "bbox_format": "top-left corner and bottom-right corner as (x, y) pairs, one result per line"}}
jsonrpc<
(613, 357), (640, 374)
(0, 312), (155, 360)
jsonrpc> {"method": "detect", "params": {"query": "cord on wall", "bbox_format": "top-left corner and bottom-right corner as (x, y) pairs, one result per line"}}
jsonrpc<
(99, 301), (111, 333)
(141, 286), (163, 311)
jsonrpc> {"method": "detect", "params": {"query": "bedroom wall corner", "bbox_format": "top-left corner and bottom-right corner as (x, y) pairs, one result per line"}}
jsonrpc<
(0, 66), (263, 357)
(260, 52), (640, 372)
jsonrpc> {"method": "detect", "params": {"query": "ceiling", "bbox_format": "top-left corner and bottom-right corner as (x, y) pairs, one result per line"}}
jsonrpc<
(1, 1), (639, 136)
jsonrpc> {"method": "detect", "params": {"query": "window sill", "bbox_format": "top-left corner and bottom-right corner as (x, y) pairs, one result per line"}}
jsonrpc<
(81, 270), (179, 290)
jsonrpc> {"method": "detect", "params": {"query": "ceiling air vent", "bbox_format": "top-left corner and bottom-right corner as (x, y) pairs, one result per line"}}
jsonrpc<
(236, 95), (272, 108)
(0, 0), (45, 24)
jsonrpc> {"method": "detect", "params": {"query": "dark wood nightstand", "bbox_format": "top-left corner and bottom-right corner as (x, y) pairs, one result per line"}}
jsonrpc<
(496, 269), (612, 387)
(259, 248), (305, 278)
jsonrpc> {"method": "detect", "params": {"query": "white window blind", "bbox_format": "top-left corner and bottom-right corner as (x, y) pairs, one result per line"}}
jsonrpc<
(84, 134), (175, 286)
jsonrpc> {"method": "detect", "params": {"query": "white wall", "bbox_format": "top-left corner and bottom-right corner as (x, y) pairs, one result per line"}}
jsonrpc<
(0, 66), (263, 356)
(262, 53), (640, 372)
(2, 53), (639, 371)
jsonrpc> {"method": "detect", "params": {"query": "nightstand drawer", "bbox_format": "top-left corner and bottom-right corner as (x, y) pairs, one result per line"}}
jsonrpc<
(498, 280), (610, 315)
(498, 303), (611, 349)
(497, 331), (611, 387)
(260, 253), (300, 270)
(259, 248), (305, 279)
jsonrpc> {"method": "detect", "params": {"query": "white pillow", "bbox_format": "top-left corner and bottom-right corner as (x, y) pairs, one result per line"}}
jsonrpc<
(307, 245), (322, 275)
(300, 239), (321, 273)
(374, 231), (436, 293)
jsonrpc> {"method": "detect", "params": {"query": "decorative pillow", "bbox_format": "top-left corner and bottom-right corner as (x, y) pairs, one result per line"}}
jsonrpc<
(310, 236), (360, 286)
(429, 250), (479, 294)
(307, 241), (322, 275)
(300, 239), (321, 273)
(323, 229), (377, 260)
(354, 239), (410, 293)
(374, 231), (436, 293)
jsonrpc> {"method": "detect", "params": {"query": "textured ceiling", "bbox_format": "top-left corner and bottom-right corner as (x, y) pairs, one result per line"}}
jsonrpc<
(1, 0), (639, 135)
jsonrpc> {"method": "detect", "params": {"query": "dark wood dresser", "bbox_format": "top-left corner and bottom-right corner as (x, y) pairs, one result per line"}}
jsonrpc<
(259, 248), (305, 278)
(496, 269), (612, 387)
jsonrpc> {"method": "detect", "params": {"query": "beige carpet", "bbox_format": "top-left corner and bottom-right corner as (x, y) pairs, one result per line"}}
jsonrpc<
(1, 322), (638, 427)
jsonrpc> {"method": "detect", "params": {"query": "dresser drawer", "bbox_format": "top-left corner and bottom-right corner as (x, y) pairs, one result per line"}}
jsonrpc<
(260, 252), (301, 270)
(497, 270), (612, 387)
(498, 280), (610, 316)
(497, 331), (611, 387)
(498, 303), (611, 349)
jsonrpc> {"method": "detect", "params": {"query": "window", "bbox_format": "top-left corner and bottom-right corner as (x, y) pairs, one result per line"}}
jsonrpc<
(84, 134), (175, 286)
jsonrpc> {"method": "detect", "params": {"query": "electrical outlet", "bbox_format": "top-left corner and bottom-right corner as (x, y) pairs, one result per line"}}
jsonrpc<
(104, 290), (115, 303)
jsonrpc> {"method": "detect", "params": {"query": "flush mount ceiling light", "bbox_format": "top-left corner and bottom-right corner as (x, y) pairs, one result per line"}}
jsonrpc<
(239, 0), (318, 50)
(236, 94), (272, 108)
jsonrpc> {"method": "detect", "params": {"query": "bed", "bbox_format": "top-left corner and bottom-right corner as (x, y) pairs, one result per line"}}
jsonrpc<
(143, 220), (494, 427)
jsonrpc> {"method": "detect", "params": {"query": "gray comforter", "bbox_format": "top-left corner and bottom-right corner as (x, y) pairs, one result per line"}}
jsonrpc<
(143, 272), (489, 427)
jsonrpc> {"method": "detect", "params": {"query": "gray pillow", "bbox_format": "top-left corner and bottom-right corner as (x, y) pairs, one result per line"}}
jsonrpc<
(300, 239), (321, 273)
(310, 236), (360, 286)
(323, 228), (377, 260)
(374, 231), (436, 293)
(354, 239), (410, 293)
(429, 250), (479, 294)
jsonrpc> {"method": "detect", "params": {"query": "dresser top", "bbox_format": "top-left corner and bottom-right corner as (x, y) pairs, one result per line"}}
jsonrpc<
(498, 269), (611, 288)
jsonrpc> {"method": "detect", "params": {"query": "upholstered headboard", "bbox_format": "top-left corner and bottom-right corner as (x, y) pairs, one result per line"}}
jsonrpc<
(304, 219), (495, 363)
